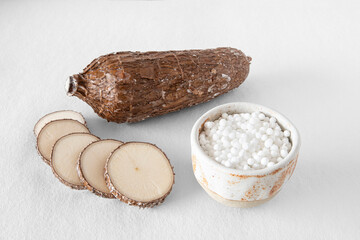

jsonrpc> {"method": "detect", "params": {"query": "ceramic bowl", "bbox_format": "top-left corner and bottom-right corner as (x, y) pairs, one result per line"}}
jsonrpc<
(190, 102), (301, 207)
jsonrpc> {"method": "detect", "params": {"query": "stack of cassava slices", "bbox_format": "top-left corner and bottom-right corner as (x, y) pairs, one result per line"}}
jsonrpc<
(34, 110), (175, 208)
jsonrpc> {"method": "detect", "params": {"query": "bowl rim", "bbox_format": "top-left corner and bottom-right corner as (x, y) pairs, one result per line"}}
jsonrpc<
(190, 102), (301, 176)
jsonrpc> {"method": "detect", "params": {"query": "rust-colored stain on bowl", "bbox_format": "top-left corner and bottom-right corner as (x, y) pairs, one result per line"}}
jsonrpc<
(269, 155), (298, 196)
(192, 155), (197, 172)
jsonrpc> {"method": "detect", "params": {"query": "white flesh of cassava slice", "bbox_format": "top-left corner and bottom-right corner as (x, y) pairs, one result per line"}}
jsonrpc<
(105, 142), (174, 208)
(37, 119), (89, 164)
(78, 139), (123, 198)
(51, 133), (99, 189)
(34, 110), (86, 137)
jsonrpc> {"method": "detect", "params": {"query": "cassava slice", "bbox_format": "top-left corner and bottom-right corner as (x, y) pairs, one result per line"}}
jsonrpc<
(37, 119), (89, 165)
(67, 47), (251, 123)
(77, 139), (123, 198)
(34, 110), (86, 137)
(105, 142), (174, 208)
(51, 133), (99, 189)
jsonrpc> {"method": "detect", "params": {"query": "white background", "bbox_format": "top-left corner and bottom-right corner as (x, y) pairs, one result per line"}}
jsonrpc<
(1, 0), (360, 239)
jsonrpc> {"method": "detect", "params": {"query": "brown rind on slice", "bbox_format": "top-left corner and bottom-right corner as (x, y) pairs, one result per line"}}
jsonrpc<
(33, 110), (86, 137)
(36, 119), (90, 165)
(77, 139), (123, 198)
(50, 133), (100, 190)
(104, 142), (175, 208)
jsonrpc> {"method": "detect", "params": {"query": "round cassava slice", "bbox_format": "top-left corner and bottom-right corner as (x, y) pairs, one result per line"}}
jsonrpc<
(105, 142), (175, 208)
(51, 133), (99, 190)
(34, 110), (86, 137)
(77, 139), (123, 198)
(37, 119), (90, 165)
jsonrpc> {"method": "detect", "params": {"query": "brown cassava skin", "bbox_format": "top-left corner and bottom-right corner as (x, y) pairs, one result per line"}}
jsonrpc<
(67, 47), (251, 123)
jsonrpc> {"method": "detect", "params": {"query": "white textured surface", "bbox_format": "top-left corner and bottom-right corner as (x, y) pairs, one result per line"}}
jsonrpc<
(1, 0), (360, 239)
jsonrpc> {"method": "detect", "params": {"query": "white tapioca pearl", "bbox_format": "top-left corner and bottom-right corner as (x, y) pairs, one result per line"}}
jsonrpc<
(266, 128), (274, 135)
(223, 161), (232, 168)
(212, 133), (219, 141)
(259, 127), (266, 133)
(253, 163), (260, 169)
(274, 130), (280, 137)
(280, 149), (288, 158)
(269, 117), (276, 124)
(228, 132), (236, 139)
(267, 162), (275, 167)
(222, 128), (230, 136)
(261, 134), (268, 141)
(284, 130), (291, 137)
(219, 118), (227, 127)
(230, 157), (240, 163)
(214, 151), (221, 157)
(215, 157), (221, 162)
(222, 140), (230, 148)
(242, 142), (249, 150)
(230, 147), (239, 155)
(258, 113), (265, 120)
(258, 150), (264, 157)
(238, 149), (245, 158)
(221, 113), (228, 118)
(231, 140), (240, 148)
(247, 158), (255, 165)
(213, 144), (220, 151)
(240, 123), (247, 130)
(204, 121), (215, 129)
(255, 132), (261, 139)
(271, 150), (279, 157)
(270, 144), (279, 151)
(282, 137), (289, 144)
(227, 153), (232, 159)
(261, 157), (269, 166)
(264, 138), (273, 148)
(243, 164), (250, 170)
(263, 122), (270, 128)
(249, 118), (257, 125)
(243, 113), (250, 120)
(252, 152), (260, 161)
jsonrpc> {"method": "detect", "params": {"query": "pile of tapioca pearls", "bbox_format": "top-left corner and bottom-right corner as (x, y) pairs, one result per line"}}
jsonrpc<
(199, 112), (291, 170)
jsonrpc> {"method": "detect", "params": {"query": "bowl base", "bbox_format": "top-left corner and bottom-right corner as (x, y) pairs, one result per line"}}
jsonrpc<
(200, 182), (278, 208)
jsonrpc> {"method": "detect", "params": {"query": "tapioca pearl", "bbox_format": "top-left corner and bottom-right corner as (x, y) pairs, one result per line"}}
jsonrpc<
(258, 113), (265, 120)
(270, 144), (279, 151)
(263, 122), (270, 128)
(253, 163), (260, 169)
(243, 113), (251, 120)
(205, 121), (215, 129)
(228, 132), (236, 139)
(284, 130), (291, 137)
(230, 157), (240, 163)
(247, 158), (255, 165)
(266, 128), (274, 135)
(223, 161), (232, 168)
(261, 134), (268, 141)
(264, 138), (273, 148)
(221, 113), (228, 119)
(242, 142), (249, 150)
(271, 150), (279, 157)
(231, 140), (241, 148)
(261, 157), (269, 166)
(243, 164), (250, 170)
(280, 149), (288, 158)
(230, 147), (239, 156)
(267, 162), (275, 167)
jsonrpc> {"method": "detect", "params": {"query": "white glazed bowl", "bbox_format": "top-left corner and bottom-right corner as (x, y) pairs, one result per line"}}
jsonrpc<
(190, 102), (301, 207)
